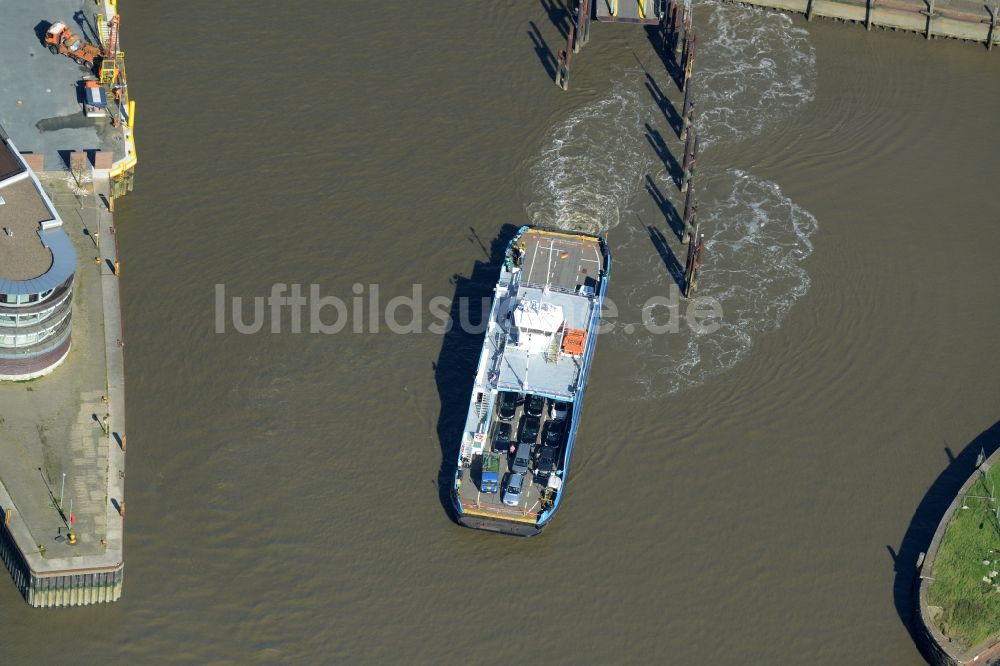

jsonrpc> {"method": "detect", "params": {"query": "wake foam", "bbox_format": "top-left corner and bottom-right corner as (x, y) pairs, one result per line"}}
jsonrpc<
(609, 168), (818, 398)
(694, 1), (816, 148)
(522, 2), (819, 397)
(525, 83), (656, 236)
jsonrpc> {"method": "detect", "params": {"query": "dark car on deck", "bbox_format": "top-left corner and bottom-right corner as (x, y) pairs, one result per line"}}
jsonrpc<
(542, 420), (564, 448)
(535, 446), (557, 484)
(493, 422), (511, 452)
(524, 394), (545, 418)
(498, 392), (518, 421)
(519, 414), (541, 444)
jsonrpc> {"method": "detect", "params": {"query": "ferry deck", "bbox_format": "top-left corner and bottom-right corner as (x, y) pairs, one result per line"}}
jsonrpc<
(454, 229), (607, 532)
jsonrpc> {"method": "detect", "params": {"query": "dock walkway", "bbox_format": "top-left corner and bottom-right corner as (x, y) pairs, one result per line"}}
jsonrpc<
(0, 173), (125, 606)
(0, 0), (135, 606)
(727, 0), (1000, 46)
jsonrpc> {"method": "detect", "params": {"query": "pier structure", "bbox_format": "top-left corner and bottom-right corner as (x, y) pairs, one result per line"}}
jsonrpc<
(727, 0), (1000, 48)
(556, 0), (667, 89)
(555, 1), (704, 91)
(650, 1), (707, 297)
(568, 0), (705, 297)
(0, 0), (136, 606)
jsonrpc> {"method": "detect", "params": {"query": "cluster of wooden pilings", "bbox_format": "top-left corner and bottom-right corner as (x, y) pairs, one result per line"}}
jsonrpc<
(556, 0), (593, 90)
(554, 1), (706, 296)
(660, 1), (705, 298)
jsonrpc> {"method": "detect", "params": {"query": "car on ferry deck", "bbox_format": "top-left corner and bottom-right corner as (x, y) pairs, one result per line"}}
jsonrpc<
(519, 414), (540, 444)
(498, 391), (518, 421)
(535, 447), (557, 484)
(524, 394), (545, 417)
(511, 442), (532, 475)
(493, 422), (511, 452)
(502, 472), (525, 507)
(542, 420), (563, 448)
(550, 400), (568, 421)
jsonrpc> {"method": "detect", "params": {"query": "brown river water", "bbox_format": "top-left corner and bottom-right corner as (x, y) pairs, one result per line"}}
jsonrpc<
(3, 1), (999, 663)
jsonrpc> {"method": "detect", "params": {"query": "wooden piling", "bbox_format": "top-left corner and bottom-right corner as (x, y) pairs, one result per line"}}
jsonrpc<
(673, 5), (684, 56)
(683, 229), (705, 298)
(556, 24), (575, 90)
(681, 131), (698, 193)
(988, 5), (999, 50)
(660, 0), (674, 52)
(682, 34), (697, 92)
(575, 0), (592, 52)
(681, 184), (697, 245)
(866, 0), (874, 30)
(924, 0), (936, 38)
(806, 0), (815, 20)
(681, 85), (695, 141)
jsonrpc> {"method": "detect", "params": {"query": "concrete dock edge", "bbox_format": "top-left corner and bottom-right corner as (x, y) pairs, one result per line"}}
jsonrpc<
(0, 167), (126, 608)
(725, 0), (999, 47)
(917, 447), (1000, 665)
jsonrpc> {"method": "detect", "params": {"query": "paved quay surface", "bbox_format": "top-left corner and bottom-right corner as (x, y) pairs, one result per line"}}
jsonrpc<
(0, 172), (124, 573)
(0, 0), (127, 591)
(0, 0), (125, 170)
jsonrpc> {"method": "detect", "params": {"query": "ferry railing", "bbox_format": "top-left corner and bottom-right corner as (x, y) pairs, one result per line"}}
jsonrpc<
(538, 244), (612, 526)
(460, 499), (539, 520)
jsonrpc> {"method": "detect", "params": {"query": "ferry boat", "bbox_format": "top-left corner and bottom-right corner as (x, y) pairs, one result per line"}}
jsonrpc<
(451, 226), (611, 536)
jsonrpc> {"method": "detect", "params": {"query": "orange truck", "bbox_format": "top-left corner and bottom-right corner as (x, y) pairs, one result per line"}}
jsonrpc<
(44, 21), (102, 67)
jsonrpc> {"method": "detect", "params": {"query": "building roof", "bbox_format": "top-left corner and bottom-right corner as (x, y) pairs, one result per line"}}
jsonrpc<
(0, 136), (25, 182)
(0, 132), (75, 291)
(0, 177), (57, 280)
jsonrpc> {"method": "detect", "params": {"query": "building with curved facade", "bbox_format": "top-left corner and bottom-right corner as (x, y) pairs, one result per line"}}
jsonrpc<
(0, 128), (76, 380)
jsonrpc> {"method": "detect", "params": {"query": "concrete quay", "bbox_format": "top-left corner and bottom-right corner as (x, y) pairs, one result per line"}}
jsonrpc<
(726, 0), (1000, 45)
(916, 445), (1000, 665)
(0, 0), (132, 607)
(0, 172), (126, 607)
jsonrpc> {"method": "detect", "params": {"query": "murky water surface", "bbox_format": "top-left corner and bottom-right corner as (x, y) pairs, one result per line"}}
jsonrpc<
(3, 2), (1000, 663)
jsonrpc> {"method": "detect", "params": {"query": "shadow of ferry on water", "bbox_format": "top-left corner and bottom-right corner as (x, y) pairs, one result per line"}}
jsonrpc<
(433, 224), (520, 526)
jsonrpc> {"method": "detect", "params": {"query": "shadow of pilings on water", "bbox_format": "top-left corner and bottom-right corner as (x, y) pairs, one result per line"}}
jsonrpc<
(891, 419), (1000, 661)
(539, 0), (570, 40)
(644, 123), (683, 190)
(528, 21), (558, 84)
(644, 25), (685, 89)
(645, 220), (685, 289)
(646, 174), (685, 241)
(434, 224), (520, 525)
(644, 72), (683, 138)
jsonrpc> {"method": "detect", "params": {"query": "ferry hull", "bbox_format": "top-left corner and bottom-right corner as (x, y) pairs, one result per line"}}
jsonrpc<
(456, 510), (545, 537)
(450, 226), (610, 535)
